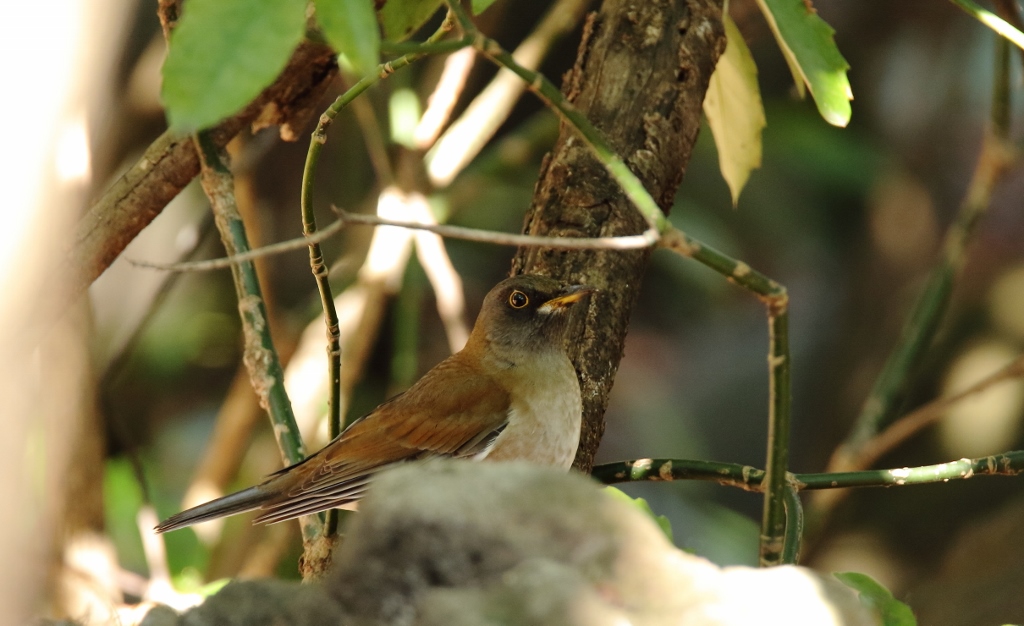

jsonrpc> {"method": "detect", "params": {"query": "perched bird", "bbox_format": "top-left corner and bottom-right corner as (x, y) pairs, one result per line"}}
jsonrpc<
(156, 274), (594, 532)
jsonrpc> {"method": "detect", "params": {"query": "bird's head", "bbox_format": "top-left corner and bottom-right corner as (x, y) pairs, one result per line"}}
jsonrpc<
(471, 275), (595, 356)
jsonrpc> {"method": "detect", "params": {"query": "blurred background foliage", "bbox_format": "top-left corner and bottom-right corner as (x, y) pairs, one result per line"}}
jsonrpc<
(82, 0), (1024, 622)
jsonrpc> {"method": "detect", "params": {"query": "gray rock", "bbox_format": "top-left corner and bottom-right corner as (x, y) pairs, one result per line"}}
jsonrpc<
(139, 579), (342, 626)
(325, 460), (877, 626)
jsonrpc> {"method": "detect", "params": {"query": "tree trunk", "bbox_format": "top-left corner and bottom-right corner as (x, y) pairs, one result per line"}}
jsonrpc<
(512, 0), (725, 472)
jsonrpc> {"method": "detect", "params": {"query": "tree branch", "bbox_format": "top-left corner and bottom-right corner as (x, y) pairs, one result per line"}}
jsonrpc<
(65, 41), (338, 302)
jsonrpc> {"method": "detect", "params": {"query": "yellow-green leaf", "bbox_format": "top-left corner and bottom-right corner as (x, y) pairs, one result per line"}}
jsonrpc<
(604, 487), (673, 542)
(314, 0), (381, 76)
(704, 13), (765, 207)
(755, 0), (852, 127)
(834, 572), (917, 626)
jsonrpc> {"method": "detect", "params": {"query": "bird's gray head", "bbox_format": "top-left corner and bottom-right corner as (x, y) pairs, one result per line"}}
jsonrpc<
(471, 275), (594, 356)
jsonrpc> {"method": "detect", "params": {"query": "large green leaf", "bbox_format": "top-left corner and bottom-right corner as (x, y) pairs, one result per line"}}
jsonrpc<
(162, 0), (307, 131)
(314, 0), (381, 76)
(379, 0), (445, 41)
(704, 13), (765, 206)
(755, 0), (852, 127)
(834, 572), (917, 626)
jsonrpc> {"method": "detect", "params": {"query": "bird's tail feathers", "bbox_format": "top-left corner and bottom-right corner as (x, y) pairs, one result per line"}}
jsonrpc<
(155, 486), (272, 533)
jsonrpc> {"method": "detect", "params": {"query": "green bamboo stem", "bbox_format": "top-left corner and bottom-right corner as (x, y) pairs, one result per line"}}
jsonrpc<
(300, 76), (340, 541)
(194, 131), (318, 543)
(659, 227), (792, 566)
(760, 303), (791, 566)
(594, 450), (1024, 491)
(380, 38), (471, 56)
(299, 18), (461, 536)
(781, 485), (803, 565)
(303, 18), (459, 433)
(950, 0), (1024, 50)
(796, 452), (1024, 489)
(833, 35), (1016, 472)
(591, 458), (767, 490)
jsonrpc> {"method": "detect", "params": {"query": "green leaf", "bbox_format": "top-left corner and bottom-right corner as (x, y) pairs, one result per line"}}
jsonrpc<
(704, 13), (765, 206)
(754, 0), (852, 127)
(379, 0), (445, 41)
(605, 487), (674, 542)
(162, 0), (307, 131)
(315, 0), (381, 76)
(472, 0), (500, 15)
(834, 572), (917, 626)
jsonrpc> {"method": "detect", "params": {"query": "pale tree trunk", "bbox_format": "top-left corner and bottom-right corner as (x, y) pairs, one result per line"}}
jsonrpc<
(512, 0), (725, 472)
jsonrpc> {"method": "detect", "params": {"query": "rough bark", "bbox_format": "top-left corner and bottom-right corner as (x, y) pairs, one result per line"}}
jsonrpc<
(65, 40), (338, 302)
(511, 0), (725, 473)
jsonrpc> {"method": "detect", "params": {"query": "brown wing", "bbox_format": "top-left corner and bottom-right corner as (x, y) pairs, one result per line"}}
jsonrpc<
(253, 353), (510, 523)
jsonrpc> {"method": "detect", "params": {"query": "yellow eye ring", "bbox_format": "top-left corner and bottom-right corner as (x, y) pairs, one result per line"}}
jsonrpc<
(508, 290), (529, 309)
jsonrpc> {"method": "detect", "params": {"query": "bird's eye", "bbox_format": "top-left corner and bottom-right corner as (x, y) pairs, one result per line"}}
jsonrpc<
(508, 290), (529, 309)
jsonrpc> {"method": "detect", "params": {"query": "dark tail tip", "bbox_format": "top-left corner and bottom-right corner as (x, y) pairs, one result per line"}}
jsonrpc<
(155, 486), (271, 533)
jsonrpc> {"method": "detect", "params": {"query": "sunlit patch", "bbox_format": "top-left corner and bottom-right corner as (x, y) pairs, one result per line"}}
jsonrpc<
(362, 187), (417, 281)
(989, 264), (1024, 340)
(55, 116), (91, 184)
(182, 480), (226, 545)
(939, 341), (1024, 458)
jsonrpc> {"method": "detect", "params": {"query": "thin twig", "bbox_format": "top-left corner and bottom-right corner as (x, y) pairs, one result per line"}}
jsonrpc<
(839, 354), (1024, 474)
(127, 218), (347, 272)
(129, 206), (659, 272)
(338, 208), (660, 248)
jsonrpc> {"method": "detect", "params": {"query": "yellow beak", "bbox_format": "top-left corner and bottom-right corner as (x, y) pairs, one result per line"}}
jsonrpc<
(539, 285), (596, 313)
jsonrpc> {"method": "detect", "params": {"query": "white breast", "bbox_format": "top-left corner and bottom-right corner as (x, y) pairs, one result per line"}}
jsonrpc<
(477, 350), (582, 468)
